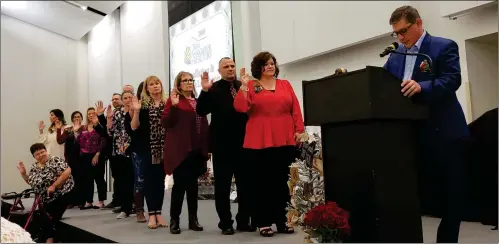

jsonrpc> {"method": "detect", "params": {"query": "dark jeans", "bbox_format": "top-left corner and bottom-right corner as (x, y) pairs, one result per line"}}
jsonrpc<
(81, 153), (107, 203)
(418, 139), (466, 243)
(170, 152), (202, 220)
(44, 193), (69, 239)
(245, 146), (294, 228)
(213, 148), (253, 229)
(113, 155), (135, 214)
(144, 161), (166, 213)
(132, 152), (145, 212)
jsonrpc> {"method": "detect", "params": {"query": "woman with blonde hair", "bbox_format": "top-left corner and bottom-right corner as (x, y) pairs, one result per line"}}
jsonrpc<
(130, 76), (168, 229)
(162, 71), (209, 234)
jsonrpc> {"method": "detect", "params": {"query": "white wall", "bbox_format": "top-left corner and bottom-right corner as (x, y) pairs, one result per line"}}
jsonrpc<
(1, 14), (88, 192)
(466, 35), (498, 120)
(258, 1), (410, 65)
(120, 1), (168, 91)
(239, 1), (498, 126)
(87, 10), (122, 105)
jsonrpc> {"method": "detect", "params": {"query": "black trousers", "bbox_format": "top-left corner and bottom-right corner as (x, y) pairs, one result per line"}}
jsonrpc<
(418, 139), (466, 243)
(213, 148), (253, 228)
(144, 162), (166, 213)
(170, 152), (201, 220)
(109, 155), (119, 205)
(44, 193), (69, 239)
(113, 155), (135, 214)
(81, 153), (107, 203)
(67, 158), (84, 206)
(244, 146), (295, 228)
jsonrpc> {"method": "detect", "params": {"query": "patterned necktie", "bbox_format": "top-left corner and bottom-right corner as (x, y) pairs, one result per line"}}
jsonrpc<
(229, 82), (237, 98)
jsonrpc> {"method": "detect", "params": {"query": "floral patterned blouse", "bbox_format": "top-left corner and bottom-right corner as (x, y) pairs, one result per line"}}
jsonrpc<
(109, 105), (131, 156)
(27, 155), (74, 203)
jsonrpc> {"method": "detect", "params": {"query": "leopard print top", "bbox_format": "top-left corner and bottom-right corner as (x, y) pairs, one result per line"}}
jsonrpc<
(28, 156), (74, 203)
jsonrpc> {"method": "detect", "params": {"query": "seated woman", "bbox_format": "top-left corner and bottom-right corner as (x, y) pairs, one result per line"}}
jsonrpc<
(16, 143), (74, 243)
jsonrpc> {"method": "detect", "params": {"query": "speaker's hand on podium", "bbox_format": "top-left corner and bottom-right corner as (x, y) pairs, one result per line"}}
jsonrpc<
(401, 79), (421, 97)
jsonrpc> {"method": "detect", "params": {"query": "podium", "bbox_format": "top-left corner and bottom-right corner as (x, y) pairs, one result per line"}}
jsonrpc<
(303, 66), (428, 242)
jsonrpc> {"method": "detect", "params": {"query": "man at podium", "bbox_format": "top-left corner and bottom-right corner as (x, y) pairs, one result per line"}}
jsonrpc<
(384, 5), (470, 243)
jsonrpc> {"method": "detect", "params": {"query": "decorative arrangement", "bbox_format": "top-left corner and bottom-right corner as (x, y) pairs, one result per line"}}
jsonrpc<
(286, 132), (350, 243)
(303, 202), (351, 243)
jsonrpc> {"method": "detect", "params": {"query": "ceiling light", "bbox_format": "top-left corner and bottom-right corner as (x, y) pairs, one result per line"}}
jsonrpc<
(64, 1), (88, 11)
(1, 1), (27, 9)
(81, 6), (87, 10)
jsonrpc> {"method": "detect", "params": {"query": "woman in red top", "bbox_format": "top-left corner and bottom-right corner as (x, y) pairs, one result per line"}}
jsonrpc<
(234, 51), (305, 237)
(162, 71), (209, 234)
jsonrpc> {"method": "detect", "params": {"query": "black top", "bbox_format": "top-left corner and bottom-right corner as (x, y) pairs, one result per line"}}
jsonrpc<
(97, 114), (113, 158)
(124, 108), (153, 159)
(196, 79), (248, 153)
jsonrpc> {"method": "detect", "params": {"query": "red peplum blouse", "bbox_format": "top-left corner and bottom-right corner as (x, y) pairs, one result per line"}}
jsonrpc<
(233, 79), (305, 149)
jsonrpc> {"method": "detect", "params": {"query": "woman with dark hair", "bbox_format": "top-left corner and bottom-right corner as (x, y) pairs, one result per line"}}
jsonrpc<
(56, 111), (85, 208)
(130, 76), (168, 229)
(234, 51), (305, 237)
(77, 107), (107, 209)
(162, 71), (209, 234)
(38, 109), (68, 159)
(17, 143), (74, 243)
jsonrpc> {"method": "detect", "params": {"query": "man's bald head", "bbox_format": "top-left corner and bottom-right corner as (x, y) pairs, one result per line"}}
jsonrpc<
(123, 84), (134, 93)
(218, 57), (236, 81)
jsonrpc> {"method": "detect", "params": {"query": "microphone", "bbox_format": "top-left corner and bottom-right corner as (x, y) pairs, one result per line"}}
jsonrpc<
(379, 42), (399, 57)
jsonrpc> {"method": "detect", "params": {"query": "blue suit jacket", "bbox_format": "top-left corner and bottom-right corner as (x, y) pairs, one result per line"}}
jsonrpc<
(384, 33), (469, 143)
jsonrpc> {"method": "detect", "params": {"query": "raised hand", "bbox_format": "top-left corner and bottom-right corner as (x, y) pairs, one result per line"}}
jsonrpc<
(240, 68), (249, 86)
(201, 71), (213, 91)
(131, 96), (141, 111)
(55, 119), (62, 129)
(17, 161), (26, 175)
(73, 120), (81, 132)
(171, 89), (180, 106)
(106, 104), (113, 118)
(95, 101), (105, 115)
(38, 121), (45, 131)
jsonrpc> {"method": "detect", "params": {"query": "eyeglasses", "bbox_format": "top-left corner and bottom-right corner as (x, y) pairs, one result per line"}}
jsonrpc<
(391, 23), (413, 38)
(181, 79), (194, 83)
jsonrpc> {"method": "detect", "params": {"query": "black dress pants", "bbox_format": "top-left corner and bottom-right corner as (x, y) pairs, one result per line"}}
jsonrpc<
(81, 153), (107, 203)
(170, 152), (201, 220)
(213, 148), (253, 229)
(113, 155), (135, 214)
(67, 157), (84, 206)
(44, 193), (70, 240)
(418, 139), (466, 243)
(245, 146), (295, 228)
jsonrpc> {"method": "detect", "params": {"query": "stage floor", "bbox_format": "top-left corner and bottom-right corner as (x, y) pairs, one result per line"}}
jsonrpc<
(5, 191), (498, 243)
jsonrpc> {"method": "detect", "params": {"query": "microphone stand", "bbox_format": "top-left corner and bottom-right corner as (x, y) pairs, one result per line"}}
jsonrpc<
(389, 50), (435, 85)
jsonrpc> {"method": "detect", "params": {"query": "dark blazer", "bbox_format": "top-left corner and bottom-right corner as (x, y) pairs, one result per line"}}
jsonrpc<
(196, 79), (248, 153)
(161, 96), (210, 175)
(384, 33), (469, 142)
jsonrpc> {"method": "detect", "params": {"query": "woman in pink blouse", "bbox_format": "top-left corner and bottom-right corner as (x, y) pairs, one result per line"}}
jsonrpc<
(77, 108), (107, 209)
(234, 51), (305, 237)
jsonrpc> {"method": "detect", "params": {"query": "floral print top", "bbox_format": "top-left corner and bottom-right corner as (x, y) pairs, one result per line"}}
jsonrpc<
(27, 156), (74, 203)
(109, 105), (131, 156)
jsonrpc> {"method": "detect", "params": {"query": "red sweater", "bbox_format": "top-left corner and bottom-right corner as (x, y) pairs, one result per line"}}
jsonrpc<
(161, 97), (210, 175)
(234, 79), (305, 149)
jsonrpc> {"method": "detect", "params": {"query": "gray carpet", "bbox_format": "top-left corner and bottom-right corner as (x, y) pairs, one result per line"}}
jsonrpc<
(6, 192), (498, 243)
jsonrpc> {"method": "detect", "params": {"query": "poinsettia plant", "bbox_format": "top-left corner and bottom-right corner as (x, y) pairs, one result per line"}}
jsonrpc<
(303, 201), (350, 243)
